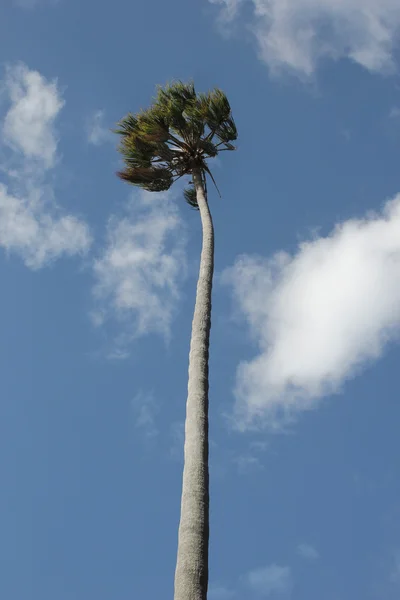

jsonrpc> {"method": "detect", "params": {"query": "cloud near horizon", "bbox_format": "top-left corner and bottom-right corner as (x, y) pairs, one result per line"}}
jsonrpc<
(210, 0), (400, 77)
(223, 195), (400, 429)
(0, 63), (92, 268)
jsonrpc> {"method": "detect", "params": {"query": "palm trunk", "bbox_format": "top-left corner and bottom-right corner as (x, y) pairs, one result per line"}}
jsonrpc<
(174, 168), (214, 600)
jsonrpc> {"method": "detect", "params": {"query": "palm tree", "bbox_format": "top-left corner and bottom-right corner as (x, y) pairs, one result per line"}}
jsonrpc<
(115, 81), (237, 600)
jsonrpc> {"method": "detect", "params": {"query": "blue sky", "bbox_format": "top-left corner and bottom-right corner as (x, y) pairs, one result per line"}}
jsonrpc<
(2, 0), (400, 598)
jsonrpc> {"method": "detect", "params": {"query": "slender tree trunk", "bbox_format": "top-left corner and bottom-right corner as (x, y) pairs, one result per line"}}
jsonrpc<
(174, 168), (214, 600)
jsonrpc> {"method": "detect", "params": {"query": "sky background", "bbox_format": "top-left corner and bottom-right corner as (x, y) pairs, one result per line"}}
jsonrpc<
(2, 0), (400, 599)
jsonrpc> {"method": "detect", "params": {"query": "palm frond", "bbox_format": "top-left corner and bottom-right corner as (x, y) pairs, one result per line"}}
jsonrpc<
(197, 139), (218, 157)
(203, 89), (230, 130)
(203, 164), (222, 198)
(113, 113), (139, 137)
(115, 81), (237, 199)
(117, 166), (173, 192)
(157, 81), (196, 107)
(183, 185), (199, 210)
(214, 117), (238, 143)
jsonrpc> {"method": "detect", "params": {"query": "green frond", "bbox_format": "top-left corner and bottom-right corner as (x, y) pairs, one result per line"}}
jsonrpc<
(215, 116), (238, 143)
(203, 164), (222, 198)
(114, 113), (139, 136)
(115, 80), (237, 202)
(136, 109), (170, 142)
(209, 89), (231, 119)
(168, 107), (190, 140)
(119, 133), (154, 154)
(117, 134), (156, 169)
(117, 166), (173, 192)
(156, 143), (177, 162)
(183, 185), (199, 210)
(197, 139), (218, 157)
(203, 89), (231, 131)
(153, 81), (202, 141)
(156, 81), (196, 106)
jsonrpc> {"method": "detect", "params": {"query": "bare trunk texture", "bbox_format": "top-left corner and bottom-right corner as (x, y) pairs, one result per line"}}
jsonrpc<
(174, 168), (214, 600)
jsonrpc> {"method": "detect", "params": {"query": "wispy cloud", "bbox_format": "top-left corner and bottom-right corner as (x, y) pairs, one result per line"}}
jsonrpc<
(209, 0), (242, 22)
(234, 453), (264, 474)
(208, 584), (236, 599)
(131, 391), (159, 439)
(247, 564), (292, 596)
(92, 190), (186, 346)
(297, 543), (319, 561)
(223, 195), (400, 429)
(389, 106), (400, 119)
(233, 439), (269, 473)
(390, 551), (400, 584)
(0, 63), (91, 269)
(169, 421), (185, 461)
(209, 0), (400, 77)
(86, 110), (113, 146)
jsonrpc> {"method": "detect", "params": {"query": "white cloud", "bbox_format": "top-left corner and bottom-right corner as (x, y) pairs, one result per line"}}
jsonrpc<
(223, 195), (400, 429)
(0, 64), (91, 268)
(297, 543), (319, 561)
(210, 0), (400, 76)
(92, 190), (186, 342)
(234, 453), (263, 474)
(0, 183), (91, 269)
(86, 110), (113, 146)
(3, 63), (63, 169)
(247, 564), (292, 596)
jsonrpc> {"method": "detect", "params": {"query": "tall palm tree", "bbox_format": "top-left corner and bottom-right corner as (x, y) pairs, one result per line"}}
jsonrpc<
(115, 81), (237, 600)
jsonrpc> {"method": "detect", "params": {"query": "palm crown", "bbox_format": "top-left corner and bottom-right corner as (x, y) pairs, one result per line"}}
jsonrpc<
(115, 81), (237, 208)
